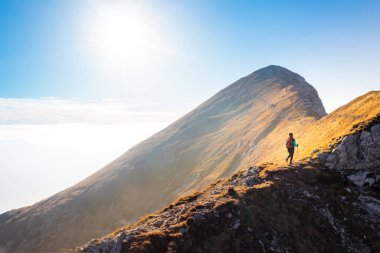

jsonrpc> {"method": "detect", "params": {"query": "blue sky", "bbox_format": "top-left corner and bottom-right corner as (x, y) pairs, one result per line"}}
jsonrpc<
(1, 0), (379, 111)
(0, 0), (379, 213)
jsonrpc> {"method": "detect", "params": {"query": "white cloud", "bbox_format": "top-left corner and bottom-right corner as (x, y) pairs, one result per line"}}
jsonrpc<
(0, 98), (177, 125)
(0, 122), (172, 214)
(0, 98), (179, 214)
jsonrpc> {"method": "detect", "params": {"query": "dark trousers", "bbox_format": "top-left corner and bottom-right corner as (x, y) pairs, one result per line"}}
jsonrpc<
(287, 147), (294, 164)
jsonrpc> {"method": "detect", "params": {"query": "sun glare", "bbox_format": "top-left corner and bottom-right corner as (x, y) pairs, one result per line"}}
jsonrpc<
(91, 8), (157, 67)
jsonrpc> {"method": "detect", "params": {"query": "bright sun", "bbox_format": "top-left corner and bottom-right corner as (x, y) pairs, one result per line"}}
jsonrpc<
(91, 8), (157, 67)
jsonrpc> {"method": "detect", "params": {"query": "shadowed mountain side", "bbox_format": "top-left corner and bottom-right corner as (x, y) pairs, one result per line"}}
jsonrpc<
(81, 164), (378, 253)
(2, 66), (378, 253)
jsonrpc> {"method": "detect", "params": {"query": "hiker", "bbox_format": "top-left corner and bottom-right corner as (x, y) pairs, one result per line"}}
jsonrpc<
(286, 133), (298, 166)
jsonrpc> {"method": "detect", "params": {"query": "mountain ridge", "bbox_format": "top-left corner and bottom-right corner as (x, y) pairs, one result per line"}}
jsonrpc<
(79, 98), (380, 252)
(1, 66), (378, 253)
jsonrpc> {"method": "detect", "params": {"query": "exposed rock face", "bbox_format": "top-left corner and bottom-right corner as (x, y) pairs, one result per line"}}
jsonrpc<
(321, 124), (380, 187)
(318, 122), (380, 238)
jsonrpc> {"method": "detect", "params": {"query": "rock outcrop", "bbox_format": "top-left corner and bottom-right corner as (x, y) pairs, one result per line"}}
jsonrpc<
(320, 123), (380, 187)
(317, 120), (380, 238)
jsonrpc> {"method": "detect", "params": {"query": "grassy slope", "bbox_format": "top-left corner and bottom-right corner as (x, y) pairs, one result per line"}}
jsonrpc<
(80, 92), (380, 253)
(247, 91), (380, 166)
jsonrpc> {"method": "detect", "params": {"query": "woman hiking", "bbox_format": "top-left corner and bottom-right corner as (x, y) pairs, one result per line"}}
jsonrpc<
(286, 133), (298, 166)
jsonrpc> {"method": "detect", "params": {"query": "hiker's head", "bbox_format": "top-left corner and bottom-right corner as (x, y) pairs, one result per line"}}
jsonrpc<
(289, 133), (293, 137)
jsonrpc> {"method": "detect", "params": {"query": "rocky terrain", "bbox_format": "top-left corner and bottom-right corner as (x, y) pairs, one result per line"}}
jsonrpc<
(0, 66), (379, 252)
(79, 120), (380, 253)
(320, 122), (380, 188)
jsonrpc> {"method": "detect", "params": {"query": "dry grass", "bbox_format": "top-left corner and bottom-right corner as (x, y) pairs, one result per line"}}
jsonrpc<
(171, 191), (202, 206)
(138, 230), (167, 238)
(213, 199), (239, 211)
(253, 181), (274, 189)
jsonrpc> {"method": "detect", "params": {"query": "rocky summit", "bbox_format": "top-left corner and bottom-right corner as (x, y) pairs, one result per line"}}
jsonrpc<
(0, 66), (379, 253)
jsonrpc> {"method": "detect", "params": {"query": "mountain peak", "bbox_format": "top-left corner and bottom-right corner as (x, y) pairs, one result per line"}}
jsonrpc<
(257, 64), (291, 72)
(250, 65), (305, 83)
(218, 65), (326, 119)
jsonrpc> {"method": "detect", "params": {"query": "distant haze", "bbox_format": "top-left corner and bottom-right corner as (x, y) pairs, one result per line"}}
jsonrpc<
(0, 99), (177, 214)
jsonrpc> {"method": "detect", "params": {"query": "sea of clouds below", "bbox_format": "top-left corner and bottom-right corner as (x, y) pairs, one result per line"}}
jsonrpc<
(0, 97), (178, 214)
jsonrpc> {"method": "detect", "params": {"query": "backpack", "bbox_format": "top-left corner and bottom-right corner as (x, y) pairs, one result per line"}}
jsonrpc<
(286, 137), (293, 148)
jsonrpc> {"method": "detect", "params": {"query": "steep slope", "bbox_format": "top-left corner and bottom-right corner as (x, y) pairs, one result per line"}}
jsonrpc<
(250, 91), (380, 165)
(80, 114), (380, 253)
(0, 65), (329, 252)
